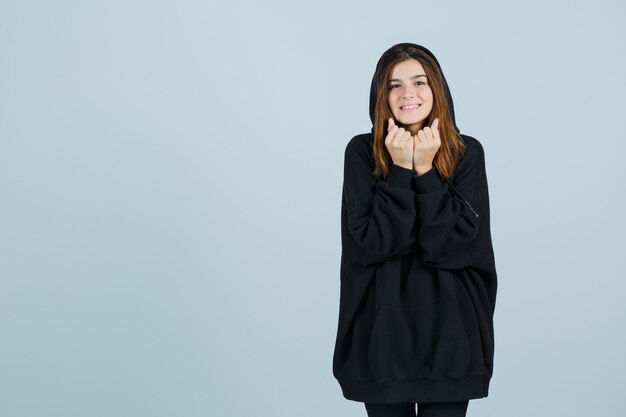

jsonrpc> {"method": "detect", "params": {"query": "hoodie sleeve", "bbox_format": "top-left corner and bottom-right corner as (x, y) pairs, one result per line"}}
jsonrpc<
(413, 136), (489, 269)
(343, 137), (418, 266)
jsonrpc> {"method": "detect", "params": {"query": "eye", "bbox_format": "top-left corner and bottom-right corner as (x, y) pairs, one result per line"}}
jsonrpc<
(416, 81), (425, 86)
(388, 84), (399, 90)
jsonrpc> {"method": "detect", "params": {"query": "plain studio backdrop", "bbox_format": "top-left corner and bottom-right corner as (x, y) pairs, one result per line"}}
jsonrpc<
(1, 0), (624, 416)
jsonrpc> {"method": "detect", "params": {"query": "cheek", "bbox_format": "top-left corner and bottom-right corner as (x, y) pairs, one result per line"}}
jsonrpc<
(424, 88), (434, 102)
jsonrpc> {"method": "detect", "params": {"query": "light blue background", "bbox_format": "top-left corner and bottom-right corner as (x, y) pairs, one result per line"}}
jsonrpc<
(1, 1), (625, 416)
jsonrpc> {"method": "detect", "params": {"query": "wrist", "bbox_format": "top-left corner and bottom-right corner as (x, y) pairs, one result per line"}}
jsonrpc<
(415, 165), (433, 176)
(395, 162), (413, 170)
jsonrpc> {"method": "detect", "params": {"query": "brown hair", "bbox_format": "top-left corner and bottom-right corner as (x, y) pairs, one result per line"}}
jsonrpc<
(371, 46), (466, 179)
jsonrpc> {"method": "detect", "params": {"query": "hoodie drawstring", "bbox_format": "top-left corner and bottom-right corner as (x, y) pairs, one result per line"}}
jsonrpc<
(444, 179), (479, 218)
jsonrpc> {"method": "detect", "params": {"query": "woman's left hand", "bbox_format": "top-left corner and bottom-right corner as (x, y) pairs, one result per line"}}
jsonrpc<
(413, 118), (441, 175)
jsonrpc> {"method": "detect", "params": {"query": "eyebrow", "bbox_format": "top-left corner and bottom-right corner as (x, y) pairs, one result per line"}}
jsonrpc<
(388, 74), (427, 83)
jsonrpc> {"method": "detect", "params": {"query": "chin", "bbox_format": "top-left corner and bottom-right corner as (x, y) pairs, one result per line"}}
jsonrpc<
(398, 117), (424, 127)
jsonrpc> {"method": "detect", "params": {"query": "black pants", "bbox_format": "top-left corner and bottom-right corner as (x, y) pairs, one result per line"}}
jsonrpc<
(364, 400), (469, 417)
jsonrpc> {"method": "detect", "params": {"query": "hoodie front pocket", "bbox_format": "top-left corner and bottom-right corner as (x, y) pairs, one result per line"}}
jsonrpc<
(367, 298), (470, 383)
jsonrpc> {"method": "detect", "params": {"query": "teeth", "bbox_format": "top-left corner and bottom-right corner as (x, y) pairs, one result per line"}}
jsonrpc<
(401, 105), (419, 110)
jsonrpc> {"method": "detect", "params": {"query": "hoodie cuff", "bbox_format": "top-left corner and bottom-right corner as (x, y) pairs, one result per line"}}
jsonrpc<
(387, 164), (416, 189)
(413, 166), (444, 193)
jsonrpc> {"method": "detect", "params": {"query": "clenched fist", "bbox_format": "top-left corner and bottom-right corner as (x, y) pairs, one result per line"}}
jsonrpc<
(385, 117), (414, 170)
(413, 118), (441, 175)
(385, 117), (441, 175)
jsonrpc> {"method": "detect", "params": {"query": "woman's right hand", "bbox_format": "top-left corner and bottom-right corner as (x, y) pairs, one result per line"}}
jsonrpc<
(385, 117), (414, 170)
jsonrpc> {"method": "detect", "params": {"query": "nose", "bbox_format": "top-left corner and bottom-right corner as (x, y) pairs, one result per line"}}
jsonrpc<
(402, 86), (417, 99)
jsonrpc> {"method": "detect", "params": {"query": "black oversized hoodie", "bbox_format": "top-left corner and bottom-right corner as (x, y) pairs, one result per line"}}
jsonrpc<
(332, 43), (498, 404)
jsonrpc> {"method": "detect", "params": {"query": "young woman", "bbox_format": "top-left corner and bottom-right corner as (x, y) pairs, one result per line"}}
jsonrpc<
(332, 43), (498, 417)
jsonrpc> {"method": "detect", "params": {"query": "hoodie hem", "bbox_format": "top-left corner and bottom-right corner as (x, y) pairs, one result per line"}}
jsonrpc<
(336, 374), (489, 404)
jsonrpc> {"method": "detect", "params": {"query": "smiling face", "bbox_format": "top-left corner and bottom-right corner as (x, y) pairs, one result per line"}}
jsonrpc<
(387, 58), (433, 135)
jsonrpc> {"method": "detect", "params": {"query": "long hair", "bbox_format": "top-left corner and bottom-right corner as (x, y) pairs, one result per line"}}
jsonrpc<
(371, 46), (466, 180)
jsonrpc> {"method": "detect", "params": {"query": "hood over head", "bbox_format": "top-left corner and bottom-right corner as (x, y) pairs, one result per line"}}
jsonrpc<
(368, 43), (460, 134)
